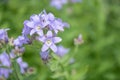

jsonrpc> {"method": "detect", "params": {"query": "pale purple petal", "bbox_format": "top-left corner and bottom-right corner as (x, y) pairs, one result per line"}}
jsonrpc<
(50, 44), (57, 52)
(37, 30), (43, 36)
(17, 57), (28, 74)
(41, 44), (49, 52)
(26, 21), (34, 28)
(30, 14), (40, 22)
(48, 13), (55, 21)
(55, 45), (69, 57)
(53, 37), (62, 43)
(38, 36), (46, 42)
(30, 29), (36, 36)
(46, 31), (53, 37)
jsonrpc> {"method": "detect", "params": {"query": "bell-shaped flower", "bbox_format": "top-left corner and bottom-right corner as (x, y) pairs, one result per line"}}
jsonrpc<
(55, 45), (69, 57)
(38, 31), (62, 52)
(0, 28), (9, 43)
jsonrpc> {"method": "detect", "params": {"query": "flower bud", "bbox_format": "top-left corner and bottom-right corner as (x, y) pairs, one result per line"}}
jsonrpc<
(74, 34), (84, 45)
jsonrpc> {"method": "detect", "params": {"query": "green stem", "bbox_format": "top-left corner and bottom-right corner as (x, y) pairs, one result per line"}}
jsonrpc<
(13, 62), (20, 80)
(70, 45), (79, 58)
(12, 61), (23, 80)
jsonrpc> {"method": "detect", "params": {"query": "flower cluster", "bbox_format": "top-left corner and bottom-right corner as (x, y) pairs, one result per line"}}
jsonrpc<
(22, 10), (69, 60)
(0, 51), (28, 78)
(0, 10), (70, 79)
(0, 29), (28, 79)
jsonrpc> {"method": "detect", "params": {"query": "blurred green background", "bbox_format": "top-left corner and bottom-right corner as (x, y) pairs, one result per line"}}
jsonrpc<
(0, 0), (120, 80)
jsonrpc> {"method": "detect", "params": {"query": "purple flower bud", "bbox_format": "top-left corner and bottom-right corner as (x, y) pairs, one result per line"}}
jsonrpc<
(0, 68), (12, 78)
(0, 52), (12, 78)
(55, 45), (69, 57)
(40, 50), (50, 61)
(74, 34), (84, 45)
(38, 31), (62, 52)
(0, 52), (11, 67)
(16, 57), (28, 74)
(22, 20), (32, 36)
(0, 28), (9, 43)
(10, 47), (25, 58)
(14, 35), (30, 47)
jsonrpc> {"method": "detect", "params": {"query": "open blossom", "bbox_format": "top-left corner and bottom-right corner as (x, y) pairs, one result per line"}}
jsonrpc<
(16, 57), (28, 74)
(49, 18), (69, 33)
(50, 0), (68, 9)
(55, 45), (69, 57)
(14, 35), (30, 47)
(0, 52), (12, 78)
(24, 10), (50, 36)
(38, 31), (62, 52)
(23, 10), (69, 36)
(0, 28), (9, 43)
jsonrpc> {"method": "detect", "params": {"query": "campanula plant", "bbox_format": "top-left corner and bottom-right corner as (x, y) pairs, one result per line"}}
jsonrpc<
(0, 10), (77, 80)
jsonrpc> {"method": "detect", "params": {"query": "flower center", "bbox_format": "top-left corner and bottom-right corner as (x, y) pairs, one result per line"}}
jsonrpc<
(46, 40), (51, 44)
(36, 26), (41, 30)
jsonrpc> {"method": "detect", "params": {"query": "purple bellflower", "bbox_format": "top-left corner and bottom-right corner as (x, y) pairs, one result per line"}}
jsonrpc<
(55, 45), (69, 57)
(23, 10), (69, 35)
(22, 20), (32, 36)
(0, 52), (11, 67)
(40, 50), (50, 61)
(0, 52), (12, 78)
(50, 19), (65, 33)
(16, 57), (28, 74)
(48, 18), (69, 34)
(0, 68), (12, 78)
(50, 0), (68, 9)
(0, 28), (9, 43)
(14, 35), (30, 47)
(24, 11), (51, 36)
(39, 31), (62, 53)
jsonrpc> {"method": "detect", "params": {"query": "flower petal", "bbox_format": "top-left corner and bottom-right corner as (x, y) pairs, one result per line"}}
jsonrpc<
(48, 13), (55, 21)
(37, 30), (44, 36)
(38, 36), (46, 42)
(30, 14), (40, 22)
(50, 44), (57, 52)
(53, 37), (62, 43)
(46, 31), (53, 37)
(26, 21), (34, 28)
(41, 44), (49, 52)
(30, 29), (36, 36)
